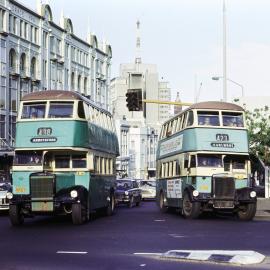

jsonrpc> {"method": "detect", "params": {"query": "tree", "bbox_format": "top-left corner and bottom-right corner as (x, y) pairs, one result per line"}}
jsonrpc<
(245, 106), (270, 165)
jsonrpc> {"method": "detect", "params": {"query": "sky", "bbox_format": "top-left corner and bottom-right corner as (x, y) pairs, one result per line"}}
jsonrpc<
(20, 0), (270, 103)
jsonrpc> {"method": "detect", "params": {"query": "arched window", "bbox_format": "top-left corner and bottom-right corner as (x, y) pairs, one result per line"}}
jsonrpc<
(71, 72), (75, 90)
(30, 57), (36, 78)
(9, 49), (16, 69)
(77, 75), (81, 91)
(20, 53), (26, 73)
(84, 77), (87, 94)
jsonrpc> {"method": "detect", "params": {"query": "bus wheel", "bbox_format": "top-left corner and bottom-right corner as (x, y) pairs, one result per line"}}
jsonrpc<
(72, 203), (85, 225)
(106, 193), (115, 216)
(159, 192), (168, 213)
(237, 203), (257, 221)
(182, 193), (201, 219)
(9, 204), (24, 226)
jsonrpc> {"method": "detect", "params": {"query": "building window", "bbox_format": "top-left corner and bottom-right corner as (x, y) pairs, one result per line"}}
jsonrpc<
(0, 76), (6, 109)
(13, 16), (17, 34)
(24, 22), (28, 39)
(0, 115), (5, 139)
(20, 20), (23, 37)
(9, 49), (16, 70)
(43, 31), (48, 48)
(0, 9), (6, 32)
(34, 28), (38, 44)
(9, 78), (18, 112)
(20, 53), (26, 74)
(30, 57), (36, 78)
(77, 75), (81, 91)
(9, 115), (16, 142)
(84, 77), (87, 94)
(71, 72), (75, 90)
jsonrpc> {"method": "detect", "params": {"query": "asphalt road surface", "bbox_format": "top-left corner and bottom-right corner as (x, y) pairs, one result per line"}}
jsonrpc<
(0, 201), (270, 270)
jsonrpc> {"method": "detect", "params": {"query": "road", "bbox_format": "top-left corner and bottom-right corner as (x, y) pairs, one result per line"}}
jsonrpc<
(0, 201), (270, 270)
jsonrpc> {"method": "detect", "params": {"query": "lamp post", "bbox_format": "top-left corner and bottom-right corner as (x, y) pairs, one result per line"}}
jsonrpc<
(212, 76), (244, 98)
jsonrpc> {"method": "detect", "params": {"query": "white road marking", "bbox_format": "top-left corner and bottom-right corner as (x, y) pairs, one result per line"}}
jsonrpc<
(154, 219), (165, 222)
(169, 234), (187, 238)
(140, 264), (146, 267)
(57, 251), (88, 254)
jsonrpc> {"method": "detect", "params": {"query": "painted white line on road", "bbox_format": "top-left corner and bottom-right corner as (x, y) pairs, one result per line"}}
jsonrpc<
(57, 251), (88, 254)
(140, 264), (146, 267)
(169, 234), (187, 238)
(154, 219), (165, 222)
(134, 253), (162, 256)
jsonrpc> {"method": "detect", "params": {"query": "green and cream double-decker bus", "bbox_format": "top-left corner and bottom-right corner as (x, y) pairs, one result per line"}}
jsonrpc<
(156, 101), (257, 220)
(8, 90), (119, 225)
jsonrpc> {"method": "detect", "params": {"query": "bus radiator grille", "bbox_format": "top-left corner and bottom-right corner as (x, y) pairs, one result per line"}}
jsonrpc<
(212, 177), (235, 200)
(30, 177), (54, 199)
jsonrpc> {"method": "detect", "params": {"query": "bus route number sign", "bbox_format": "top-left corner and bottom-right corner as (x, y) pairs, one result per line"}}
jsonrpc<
(37, 127), (52, 136)
(216, 134), (229, 142)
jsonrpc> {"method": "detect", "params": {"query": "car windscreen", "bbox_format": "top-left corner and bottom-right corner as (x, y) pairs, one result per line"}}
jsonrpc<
(48, 102), (74, 118)
(14, 151), (43, 165)
(140, 181), (156, 188)
(116, 181), (133, 190)
(21, 103), (46, 119)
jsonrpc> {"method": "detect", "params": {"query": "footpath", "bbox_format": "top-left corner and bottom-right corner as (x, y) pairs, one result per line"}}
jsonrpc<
(255, 198), (270, 220)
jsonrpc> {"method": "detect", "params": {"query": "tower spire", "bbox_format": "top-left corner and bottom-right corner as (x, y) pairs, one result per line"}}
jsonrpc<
(135, 20), (142, 65)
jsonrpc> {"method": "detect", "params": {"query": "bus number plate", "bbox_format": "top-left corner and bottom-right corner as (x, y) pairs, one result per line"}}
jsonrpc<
(216, 134), (229, 141)
(37, 127), (52, 136)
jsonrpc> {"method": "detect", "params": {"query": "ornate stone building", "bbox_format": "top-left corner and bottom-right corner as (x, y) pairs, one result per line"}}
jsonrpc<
(0, 0), (112, 178)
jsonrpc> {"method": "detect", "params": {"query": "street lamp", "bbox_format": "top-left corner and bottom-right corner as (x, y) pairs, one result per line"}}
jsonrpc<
(212, 76), (244, 98)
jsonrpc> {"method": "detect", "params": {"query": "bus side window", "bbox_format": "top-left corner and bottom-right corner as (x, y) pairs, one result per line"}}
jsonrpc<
(184, 154), (189, 168)
(181, 113), (187, 129)
(186, 111), (194, 127)
(190, 155), (196, 168)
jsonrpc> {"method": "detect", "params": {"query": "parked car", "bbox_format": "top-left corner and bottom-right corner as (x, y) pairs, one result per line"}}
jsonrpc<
(115, 179), (142, 207)
(138, 180), (156, 200)
(0, 174), (12, 211)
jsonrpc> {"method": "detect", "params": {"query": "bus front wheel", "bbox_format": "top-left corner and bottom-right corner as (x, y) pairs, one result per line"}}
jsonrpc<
(9, 204), (24, 226)
(182, 193), (201, 219)
(72, 203), (86, 225)
(237, 203), (256, 221)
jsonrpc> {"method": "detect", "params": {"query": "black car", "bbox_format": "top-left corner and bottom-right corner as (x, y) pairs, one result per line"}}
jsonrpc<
(115, 179), (142, 208)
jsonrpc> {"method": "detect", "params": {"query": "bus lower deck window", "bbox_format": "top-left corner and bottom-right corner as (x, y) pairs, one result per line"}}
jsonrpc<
(72, 155), (86, 168)
(55, 155), (70, 168)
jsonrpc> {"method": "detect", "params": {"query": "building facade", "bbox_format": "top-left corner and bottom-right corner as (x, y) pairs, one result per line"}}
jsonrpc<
(0, 0), (112, 179)
(110, 62), (171, 179)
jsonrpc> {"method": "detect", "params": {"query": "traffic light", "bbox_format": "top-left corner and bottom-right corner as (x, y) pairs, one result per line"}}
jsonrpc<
(126, 89), (143, 111)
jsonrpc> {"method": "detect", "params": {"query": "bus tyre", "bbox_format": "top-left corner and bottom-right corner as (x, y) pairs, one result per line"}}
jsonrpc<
(106, 193), (115, 216)
(9, 204), (24, 226)
(237, 203), (257, 221)
(72, 203), (85, 225)
(182, 192), (201, 219)
(129, 196), (134, 208)
(159, 192), (168, 213)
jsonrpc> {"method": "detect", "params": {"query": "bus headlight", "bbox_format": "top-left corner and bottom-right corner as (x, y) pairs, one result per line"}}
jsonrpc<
(6, 192), (13, 200)
(125, 191), (129, 196)
(192, 190), (199, 197)
(250, 191), (256, 198)
(70, 190), (78, 198)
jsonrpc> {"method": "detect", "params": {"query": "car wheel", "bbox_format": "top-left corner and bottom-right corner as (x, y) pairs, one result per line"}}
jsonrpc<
(129, 196), (134, 208)
(9, 204), (24, 226)
(159, 192), (168, 213)
(106, 193), (116, 216)
(237, 203), (256, 221)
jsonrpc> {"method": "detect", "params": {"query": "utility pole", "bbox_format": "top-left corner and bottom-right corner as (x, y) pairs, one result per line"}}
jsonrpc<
(223, 0), (227, 101)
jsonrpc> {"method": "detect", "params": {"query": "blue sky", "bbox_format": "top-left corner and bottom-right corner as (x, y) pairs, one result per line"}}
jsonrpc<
(20, 0), (270, 102)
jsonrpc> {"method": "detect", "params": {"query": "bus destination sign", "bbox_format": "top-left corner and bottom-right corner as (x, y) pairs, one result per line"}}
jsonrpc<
(211, 142), (234, 148)
(31, 137), (57, 143)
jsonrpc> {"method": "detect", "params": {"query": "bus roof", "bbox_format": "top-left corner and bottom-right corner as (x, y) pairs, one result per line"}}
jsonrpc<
(21, 90), (112, 116)
(189, 101), (244, 111)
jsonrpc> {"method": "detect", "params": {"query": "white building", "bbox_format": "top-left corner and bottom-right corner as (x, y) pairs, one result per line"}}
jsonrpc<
(0, 0), (112, 178)
(110, 21), (171, 179)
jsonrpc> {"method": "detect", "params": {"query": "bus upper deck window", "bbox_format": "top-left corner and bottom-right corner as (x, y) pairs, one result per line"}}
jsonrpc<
(186, 111), (194, 127)
(48, 102), (74, 118)
(21, 103), (46, 119)
(77, 101), (86, 119)
(222, 112), (244, 127)
(198, 111), (220, 126)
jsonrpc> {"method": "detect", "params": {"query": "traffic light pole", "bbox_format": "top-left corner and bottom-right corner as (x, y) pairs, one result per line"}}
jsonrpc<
(142, 99), (192, 106)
